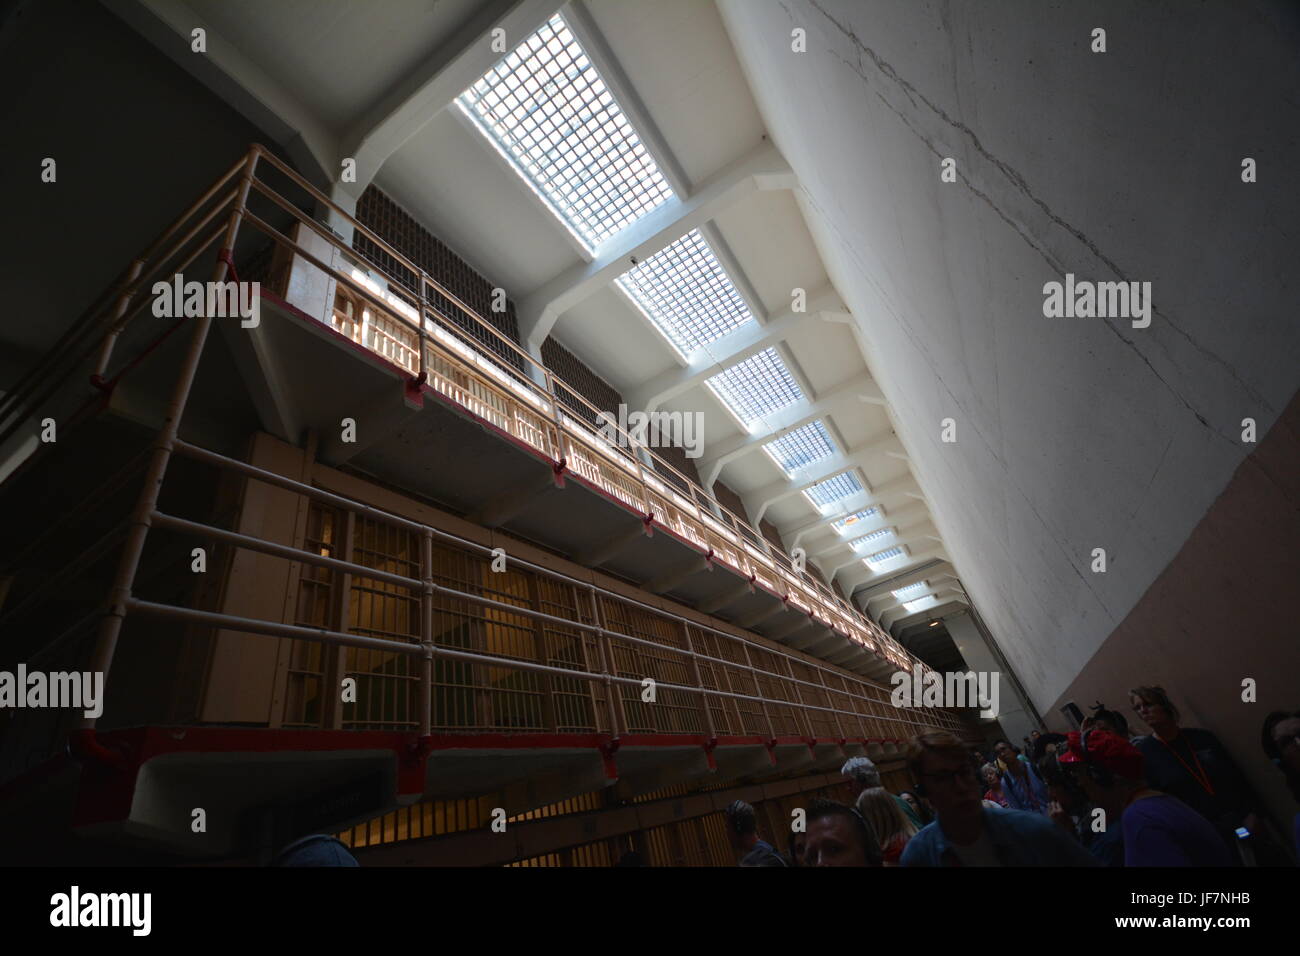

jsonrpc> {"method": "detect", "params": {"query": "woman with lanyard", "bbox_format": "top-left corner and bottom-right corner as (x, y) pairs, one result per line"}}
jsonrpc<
(1129, 685), (1275, 863)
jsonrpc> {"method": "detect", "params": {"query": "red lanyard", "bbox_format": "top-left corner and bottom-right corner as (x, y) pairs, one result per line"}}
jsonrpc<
(1156, 733), (1215, 796)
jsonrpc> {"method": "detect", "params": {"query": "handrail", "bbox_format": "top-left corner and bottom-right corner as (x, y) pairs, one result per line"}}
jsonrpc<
(137, 440), (967, 740)
(14, 142), (923, 729)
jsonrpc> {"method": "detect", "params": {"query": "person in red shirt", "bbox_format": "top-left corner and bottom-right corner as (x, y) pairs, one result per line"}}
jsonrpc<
(981, 763), (1011, 808)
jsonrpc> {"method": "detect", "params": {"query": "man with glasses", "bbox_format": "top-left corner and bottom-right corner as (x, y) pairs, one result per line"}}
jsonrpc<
(899, 730), (1100, 867)
(1260, 710), (1300, 861)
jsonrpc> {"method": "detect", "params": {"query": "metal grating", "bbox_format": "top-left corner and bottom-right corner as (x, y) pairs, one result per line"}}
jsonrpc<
(458, 13), (674, 249)
(803, 471), (864, 508)
(705, 348), (804, 427)
(762, 420), (835, 475)
(865, 545), (906, 567)
(831, 507), (879, 534)
(616, 229), (753, 356)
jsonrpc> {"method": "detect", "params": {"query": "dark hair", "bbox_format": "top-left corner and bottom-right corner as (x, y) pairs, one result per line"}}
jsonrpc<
(806, 798), (883, 865)
(1090, 702), (1130, 738)
(1037, 752), (1089, 812)
(898, 790), (933, 825)
(1261, 710), (1300, 804)
(725, 800), (757, 836)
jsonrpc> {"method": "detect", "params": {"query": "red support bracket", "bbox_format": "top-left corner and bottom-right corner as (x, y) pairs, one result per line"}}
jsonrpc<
(552, 457), (567, 489)
(764, 738), (778, 766)
(397, 734), (435, 795)
(403, 371), (427, 410)
(598, 738), (621, 780)
(702, 736), (719, 772)
(69, 729), (128, 771)
(642, 512), (655, 536)
(217, 247), (241, 283)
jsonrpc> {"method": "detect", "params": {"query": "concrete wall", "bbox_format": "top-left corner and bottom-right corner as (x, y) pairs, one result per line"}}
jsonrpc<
(719, 1), (1300, 709)
(1049, 390), (1300, 828)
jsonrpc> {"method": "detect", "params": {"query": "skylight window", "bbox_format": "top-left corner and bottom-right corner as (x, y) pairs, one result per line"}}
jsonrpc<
(803, 472), (864, 508)
(892, 580), (928, 600)
(902, 595), (938, 614)
(763, 420), (835, 476)
(616, 229), (754, 356)
(457, 14), (674, 250)
(864, 545), (906, 568)
(705, 348), (804, 427)
(850, 526), (894, 549)
(832, 507), (879, 535)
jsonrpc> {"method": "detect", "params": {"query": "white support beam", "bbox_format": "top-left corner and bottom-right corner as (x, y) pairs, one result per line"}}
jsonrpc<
(840, 547), (952, 597)
(748, 433), (903, 525)
(867, 574), (961, 614)
(821, 519), (941, 579)
(627, 287), (844, 411)
(882, 591), (969, 630)
(516, 140), (795, 350)
(807, 502), (928, 559)
(697, 374), (885, 489)
(339, 0), (560, 198)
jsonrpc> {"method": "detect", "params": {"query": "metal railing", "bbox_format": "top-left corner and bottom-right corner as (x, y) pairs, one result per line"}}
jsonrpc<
(14, 143), (957, 743)
(230, 145), (918, 672)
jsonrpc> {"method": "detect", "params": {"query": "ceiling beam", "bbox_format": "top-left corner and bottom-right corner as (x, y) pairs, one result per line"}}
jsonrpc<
(339, 0), (560, 198)
(748, 433), (904, 525)
(806, 501), (928, 559)
(697, 374), (885, 489)
(841, 547), (952, 597)
(883, 595), (970, 632)
(516, 140), (795, 351)
(626, 286), (844, 411)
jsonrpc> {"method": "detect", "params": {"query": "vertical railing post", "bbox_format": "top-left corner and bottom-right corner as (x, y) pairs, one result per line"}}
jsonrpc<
(682, 622), (714, 739)
(91, 257), (145, 382)
(740, 641), (777, 740)
(589, 588), (624, 737)
(815, 665), (846, 741)
(419, 528), (434, 737)
(323, 510), (356, 730)
(81, 146), (260, 731)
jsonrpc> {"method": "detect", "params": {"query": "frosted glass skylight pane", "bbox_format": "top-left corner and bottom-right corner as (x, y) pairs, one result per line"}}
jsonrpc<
(616, 229), (754, 355)
(850, 526), (894, 549)
(458, 13), (674, 249)
(902, 595), (938, 614)
(803, 472), (863, 508)
(864, 545), (905, 568)
(762, 420), (835, 476)
(705, 348), (804, 427)
(892, 580), (928, 600)
(832, 507), (879, 534)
